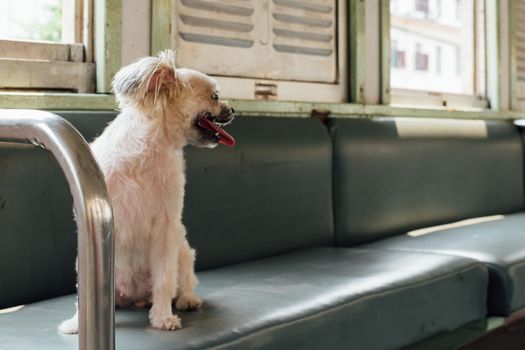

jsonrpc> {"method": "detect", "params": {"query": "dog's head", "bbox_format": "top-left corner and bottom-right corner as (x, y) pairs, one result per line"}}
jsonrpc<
(111, 50), (235, 148)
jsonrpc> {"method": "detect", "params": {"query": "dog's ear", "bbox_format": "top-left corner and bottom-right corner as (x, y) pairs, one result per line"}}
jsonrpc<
(111, 50), (180, 103)
(147, 65), (177, 93)
(146, 49), (180, 96)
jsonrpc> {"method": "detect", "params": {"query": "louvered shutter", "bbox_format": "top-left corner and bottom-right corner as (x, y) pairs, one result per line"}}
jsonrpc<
(174, 0), (337, 83)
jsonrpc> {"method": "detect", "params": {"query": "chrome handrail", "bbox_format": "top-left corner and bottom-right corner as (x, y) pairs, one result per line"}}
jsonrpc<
(0, 110), (115, 350)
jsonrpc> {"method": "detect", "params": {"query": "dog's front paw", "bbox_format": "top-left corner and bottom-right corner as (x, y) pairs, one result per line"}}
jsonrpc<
(175, 293), (202, 311)
(150, 314), (182, 331)
(58, 315), (79, 334)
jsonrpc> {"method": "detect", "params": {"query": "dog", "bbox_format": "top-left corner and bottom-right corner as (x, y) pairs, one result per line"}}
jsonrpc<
(58, 49), (235, 333)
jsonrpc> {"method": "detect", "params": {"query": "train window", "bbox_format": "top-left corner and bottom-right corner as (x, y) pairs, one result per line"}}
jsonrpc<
(389, 0), (487, 108)
(0, 0), (95, 93)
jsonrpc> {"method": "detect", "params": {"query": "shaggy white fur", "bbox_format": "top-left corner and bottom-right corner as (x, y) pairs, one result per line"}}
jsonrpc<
(58, 50), (235, 333)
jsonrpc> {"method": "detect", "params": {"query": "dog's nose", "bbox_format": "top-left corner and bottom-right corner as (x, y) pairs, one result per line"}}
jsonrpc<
(231, 107), (235, 114)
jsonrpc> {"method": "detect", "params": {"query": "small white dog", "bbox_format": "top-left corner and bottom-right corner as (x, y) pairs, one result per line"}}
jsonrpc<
(59, 50), (235, 332)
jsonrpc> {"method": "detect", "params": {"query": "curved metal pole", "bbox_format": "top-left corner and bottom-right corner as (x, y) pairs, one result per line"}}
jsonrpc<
(0, 109), (115, 350)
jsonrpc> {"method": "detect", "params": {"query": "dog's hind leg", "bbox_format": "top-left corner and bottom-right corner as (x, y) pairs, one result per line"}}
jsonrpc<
(148, 220), (183, 331)
(175, 239), (202, 311)
(58, 259), (79, 334)
(58, 301), (79, 334)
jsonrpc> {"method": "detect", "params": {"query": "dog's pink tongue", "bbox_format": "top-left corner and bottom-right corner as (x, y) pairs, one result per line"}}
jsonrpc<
(198, 118), (236, 147)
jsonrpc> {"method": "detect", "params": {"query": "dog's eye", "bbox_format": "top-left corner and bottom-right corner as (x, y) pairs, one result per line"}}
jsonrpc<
(212, 93), (219, 102)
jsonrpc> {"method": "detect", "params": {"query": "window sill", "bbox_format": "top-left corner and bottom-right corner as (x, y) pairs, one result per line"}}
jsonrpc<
(232, 100), (521, 120)
(0, 92), (116, 111)
(0, 93), (521, 120)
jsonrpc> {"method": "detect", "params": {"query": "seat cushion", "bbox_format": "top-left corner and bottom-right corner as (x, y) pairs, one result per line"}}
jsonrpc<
(328, 117), (523, 246)
(0, 248), (487, 350)
(363, 212), (525, 316)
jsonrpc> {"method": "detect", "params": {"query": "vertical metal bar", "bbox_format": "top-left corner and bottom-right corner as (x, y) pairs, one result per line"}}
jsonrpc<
(349, 0), (366, 104)
(0, 109), (115, 350)
(485, 0), (501, 110)
(151, 0), (173, 55)
(509, 0), (518, 111)
(337, 0), (349, 103)
(380, 0), (391, 105)
(474, 0), (488, 100)
(95, 0), (122, 93)
(498, 0), (511, 110)
(84, 0), (95, 62)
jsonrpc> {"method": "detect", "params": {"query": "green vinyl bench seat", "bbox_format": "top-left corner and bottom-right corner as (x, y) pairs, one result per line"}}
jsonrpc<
(328, 117), (525, 318)
(0, 248), (487, 350)
(1, 111), (523, 350)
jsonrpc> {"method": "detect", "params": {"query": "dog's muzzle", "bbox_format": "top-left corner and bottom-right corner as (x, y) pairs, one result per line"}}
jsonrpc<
(196, 111), (235, 147)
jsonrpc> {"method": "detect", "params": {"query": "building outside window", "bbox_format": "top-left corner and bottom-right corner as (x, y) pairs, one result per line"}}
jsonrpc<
(436, 46), (442, 74)
(416, 0), (429, 17)
(392, 40), (406, 69)
(455, 46), (461, 76)
(415, 43), (429, 71)
(436, 0), (442, 17)
(390, 0), (480, 98)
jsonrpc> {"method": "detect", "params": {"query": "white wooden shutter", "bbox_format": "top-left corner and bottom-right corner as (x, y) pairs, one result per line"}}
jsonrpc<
(173, 0), (337, 83)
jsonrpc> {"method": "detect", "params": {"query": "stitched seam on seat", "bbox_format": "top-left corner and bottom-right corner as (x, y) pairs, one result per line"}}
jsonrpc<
(206, 262), (485, 350)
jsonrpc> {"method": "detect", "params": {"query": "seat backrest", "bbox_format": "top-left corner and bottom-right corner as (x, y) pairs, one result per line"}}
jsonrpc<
(183, 117), (333, 270)
(0, 144), (77, 308)
(0, 111), (116, 309)
(328, 117), (524, 246)
(0, 112), (333, 308)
